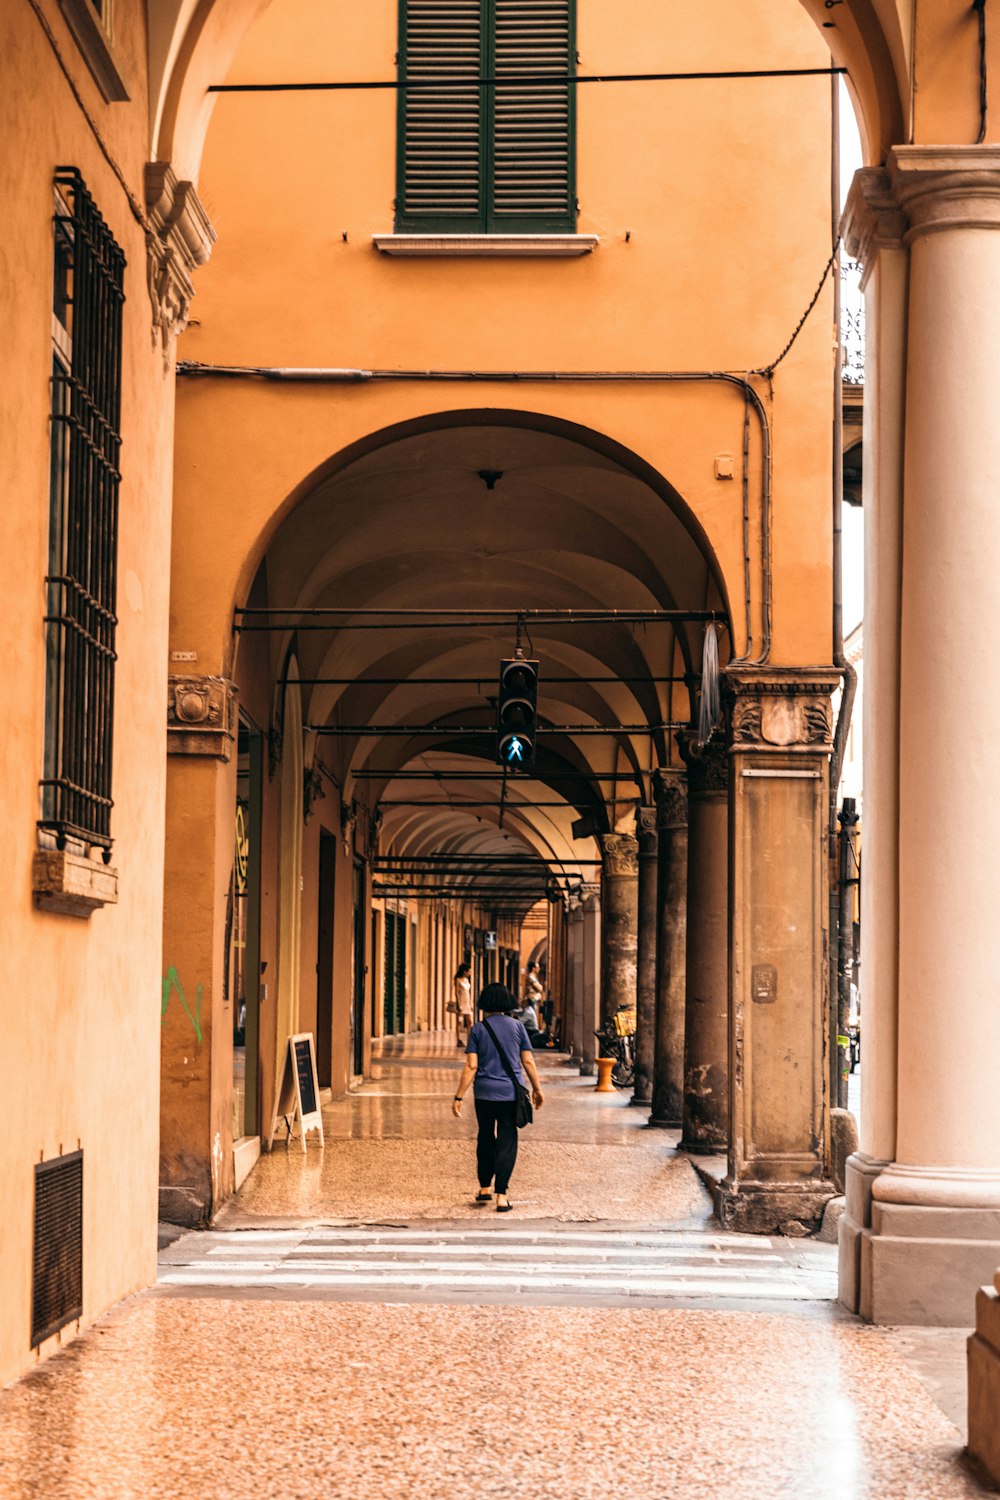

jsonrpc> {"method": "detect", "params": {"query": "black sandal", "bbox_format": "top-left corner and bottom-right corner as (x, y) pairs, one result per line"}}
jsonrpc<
(474, 1190), (493, 1205)
(496, 1197), (513, 1213)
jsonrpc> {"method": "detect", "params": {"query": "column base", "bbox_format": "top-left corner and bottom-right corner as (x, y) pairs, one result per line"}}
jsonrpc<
(843, 1159), (1000, 1325)
(969, 1285), (1000, 1485)
(679, 1136), (727, 1156)
(647, 1113), (682, 1129)
(578, 1062), (594, 1077)
(630, 1092), (652, 1107)
(717, 1176), (837, 1236)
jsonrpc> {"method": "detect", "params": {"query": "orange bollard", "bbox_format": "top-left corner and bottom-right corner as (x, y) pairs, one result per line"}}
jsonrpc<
(595, 1057), (616, 1092)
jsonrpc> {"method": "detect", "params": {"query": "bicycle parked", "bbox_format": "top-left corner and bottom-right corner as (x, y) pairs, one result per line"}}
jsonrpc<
(593, 1005), (637, 1090)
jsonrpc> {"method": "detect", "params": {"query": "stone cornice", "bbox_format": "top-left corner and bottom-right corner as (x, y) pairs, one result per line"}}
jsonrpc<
(842, 167), (906, 287)
(145, 164), (216, 365)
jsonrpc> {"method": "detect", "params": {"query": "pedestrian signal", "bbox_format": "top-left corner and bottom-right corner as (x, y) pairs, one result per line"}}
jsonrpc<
(495, 657), (538, 771)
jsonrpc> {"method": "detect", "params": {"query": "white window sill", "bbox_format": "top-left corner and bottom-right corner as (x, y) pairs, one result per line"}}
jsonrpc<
(372, 234), (599, 259)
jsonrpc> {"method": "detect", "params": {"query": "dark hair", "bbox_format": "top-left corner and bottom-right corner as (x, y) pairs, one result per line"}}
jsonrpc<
(455, 963), (471, 978)
(479, 983), (516, 1014)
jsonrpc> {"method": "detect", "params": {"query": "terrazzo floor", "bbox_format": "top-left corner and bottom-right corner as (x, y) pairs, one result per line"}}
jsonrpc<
(0, 1034), (988, 1498)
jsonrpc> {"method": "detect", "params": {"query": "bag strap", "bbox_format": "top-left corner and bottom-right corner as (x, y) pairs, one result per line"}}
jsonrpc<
(481, 1017), (523, 1090)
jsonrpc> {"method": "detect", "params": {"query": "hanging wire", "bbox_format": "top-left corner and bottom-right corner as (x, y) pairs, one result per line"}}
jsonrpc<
(756, 238), (842, 377)
(974, 0), (989, 144)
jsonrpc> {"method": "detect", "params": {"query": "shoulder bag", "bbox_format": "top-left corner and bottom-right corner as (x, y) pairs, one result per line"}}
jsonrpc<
(481, 1017), (533, 1128)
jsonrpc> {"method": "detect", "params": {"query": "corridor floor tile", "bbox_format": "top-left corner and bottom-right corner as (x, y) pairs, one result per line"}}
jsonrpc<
(0, 1298), (985, 1499)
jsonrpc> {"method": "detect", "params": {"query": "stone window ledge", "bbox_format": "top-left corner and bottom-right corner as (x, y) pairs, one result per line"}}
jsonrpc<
(33, 849), (118, 918)
(372, 233), (599, 258)
(58, 0), (130, 102)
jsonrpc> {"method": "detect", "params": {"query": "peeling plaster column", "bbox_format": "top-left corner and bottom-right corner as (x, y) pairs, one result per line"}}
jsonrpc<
(649, 772), (688, 1128)
(719, 668), (840, 1236)
(871, 149), (1000, 1339)
(598, 834), (638, 1024)
(838, 167), (908, 1313)
(679, 737), (729, 1153)
(579, 884), (601, 1076)
(161, 676), (238, 1227)
(630, 807), (658, 1106)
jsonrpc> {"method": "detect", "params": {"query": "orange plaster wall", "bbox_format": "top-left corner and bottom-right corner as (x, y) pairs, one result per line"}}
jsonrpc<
(0, 0), (173, 1385)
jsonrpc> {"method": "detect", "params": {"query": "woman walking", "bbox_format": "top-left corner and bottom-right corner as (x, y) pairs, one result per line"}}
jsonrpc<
(452, 962), (473, 1047)
(451, 983), (544, 1212)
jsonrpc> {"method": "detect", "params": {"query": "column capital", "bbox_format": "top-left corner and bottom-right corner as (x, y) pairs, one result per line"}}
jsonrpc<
(145, 163), (216, 365)
(167, 674), (238, 760)
(579, 881), (601, 910)
(842, 166), (907, 287)
(652, 768), (688, 829)
(634, 805), (659, 855)
(888, 145), (1000, 243)
(724, 667), (840, 756)
(678, 733), (728, 799)
(599, 833), (638, 877)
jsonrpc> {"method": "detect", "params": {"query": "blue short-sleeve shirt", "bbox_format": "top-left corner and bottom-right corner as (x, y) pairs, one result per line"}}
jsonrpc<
(467, 1015), (531, 1101)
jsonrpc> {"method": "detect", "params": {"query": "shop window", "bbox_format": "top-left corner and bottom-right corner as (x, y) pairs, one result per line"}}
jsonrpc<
(40, 169), (125, 859)
(396, 0), (576, 233)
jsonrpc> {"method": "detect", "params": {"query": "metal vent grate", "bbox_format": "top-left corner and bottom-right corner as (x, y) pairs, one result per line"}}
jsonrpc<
(32, 1150), (83, 1347)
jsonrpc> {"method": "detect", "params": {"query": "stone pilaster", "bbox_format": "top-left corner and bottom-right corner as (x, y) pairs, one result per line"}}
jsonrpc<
(630, 807), (658, 1106)
(678, 735), (729, 1154)
(648, 771), (687, 1128)
(598, 834), (638, 1023)
(718, 667), (840, 1235)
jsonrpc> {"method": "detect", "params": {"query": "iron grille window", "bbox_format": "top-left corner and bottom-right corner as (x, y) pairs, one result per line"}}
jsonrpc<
(396, 0), (576, 233)
(32, 1150), (84, 1347)
(41, 169), (125, 856)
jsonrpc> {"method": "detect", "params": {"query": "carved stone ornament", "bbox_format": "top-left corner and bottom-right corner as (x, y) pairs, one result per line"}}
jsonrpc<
(725, 669), (838, 754)
(653, 769), (689, 829)
(678, 733), (728, 798)
(303, 766), (326, 822)
(634, 805), (659, 854)
(145, 164), (216, 366)
(579, 882), (601, 910)
(167, 675), (237, 761)
(599, 833), (639, 878)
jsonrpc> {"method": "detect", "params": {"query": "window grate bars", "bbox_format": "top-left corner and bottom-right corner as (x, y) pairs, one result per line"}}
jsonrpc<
(40, 168), (125, 855)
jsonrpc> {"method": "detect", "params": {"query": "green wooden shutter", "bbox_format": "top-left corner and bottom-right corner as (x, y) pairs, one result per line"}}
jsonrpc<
(490, 0), (575, 230)
(397, 0), (485, 231)
(396, 0), (576, 234)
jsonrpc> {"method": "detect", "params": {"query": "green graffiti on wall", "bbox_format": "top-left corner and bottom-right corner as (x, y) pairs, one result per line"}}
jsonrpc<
(161, 966), (203, 1045)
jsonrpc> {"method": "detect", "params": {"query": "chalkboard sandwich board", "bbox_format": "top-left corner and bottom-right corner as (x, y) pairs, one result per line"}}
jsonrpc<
(268, 1032), (325, 1153)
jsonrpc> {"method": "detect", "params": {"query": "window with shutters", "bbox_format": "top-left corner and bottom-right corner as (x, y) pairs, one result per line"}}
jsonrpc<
(396, 0), (576, 234)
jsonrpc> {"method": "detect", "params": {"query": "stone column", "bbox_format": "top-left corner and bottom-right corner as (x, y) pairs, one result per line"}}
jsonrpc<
(649, 772), (688, 1127)
(866, 148), (1000, 1327)
(565, 896), (585, 1063)
(838, 166), (907, 1312)
(598, 834), (638, 1022)
(161, 675), (238, 1226)
(630, 807), (658, 1106)
(579, 884), (601, 1075)
(679, 736), (729, 1153)
(719, 668), (840, 1235)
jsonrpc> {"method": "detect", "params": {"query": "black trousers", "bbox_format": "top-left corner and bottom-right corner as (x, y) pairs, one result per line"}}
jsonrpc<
(474, 1098), (519, 1194)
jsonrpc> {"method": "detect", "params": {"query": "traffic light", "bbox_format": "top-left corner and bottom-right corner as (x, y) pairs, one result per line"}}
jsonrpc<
(495, 657), (538, 771)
